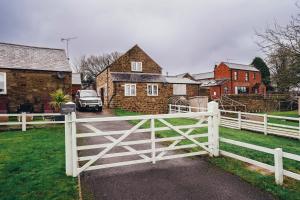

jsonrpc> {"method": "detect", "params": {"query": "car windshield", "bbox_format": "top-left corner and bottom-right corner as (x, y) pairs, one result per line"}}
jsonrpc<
(80, 90), (98, 97)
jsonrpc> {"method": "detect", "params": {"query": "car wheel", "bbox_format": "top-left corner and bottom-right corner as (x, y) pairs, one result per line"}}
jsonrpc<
(98, 106), (103, 112)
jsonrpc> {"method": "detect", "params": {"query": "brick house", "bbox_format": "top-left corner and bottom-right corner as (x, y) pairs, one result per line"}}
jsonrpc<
(96, 45), (205, 114)
(72, 73), (82, 99)
(178, 62), (266, 99)
(0, 43), (72, 113)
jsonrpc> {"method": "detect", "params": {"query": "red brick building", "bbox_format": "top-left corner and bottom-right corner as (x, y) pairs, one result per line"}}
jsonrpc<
(179, 62), (266, 99)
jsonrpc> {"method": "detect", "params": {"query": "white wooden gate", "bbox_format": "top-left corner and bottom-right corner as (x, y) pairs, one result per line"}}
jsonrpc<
(65, 102), (219, 177)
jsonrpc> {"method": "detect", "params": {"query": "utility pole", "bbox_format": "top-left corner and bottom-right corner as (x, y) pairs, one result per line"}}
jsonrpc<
(61, 37), (77, 60)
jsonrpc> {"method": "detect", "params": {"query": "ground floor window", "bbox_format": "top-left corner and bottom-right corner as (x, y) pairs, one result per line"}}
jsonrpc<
(173, 84), (186, 95)
(0, 72), (6, 94)
(235, 86), (248, 94)
(147, 84), (158, 96)
(124, 84), (136, 96)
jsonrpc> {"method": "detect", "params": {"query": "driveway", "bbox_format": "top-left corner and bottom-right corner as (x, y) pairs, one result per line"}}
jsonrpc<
(76, 111), (274, 200)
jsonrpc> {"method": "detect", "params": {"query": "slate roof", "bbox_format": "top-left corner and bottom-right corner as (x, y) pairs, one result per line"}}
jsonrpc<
(110, 72), (200, 84)
(198, 79), (228, 87)
(192, 72), (214, 80)
(72, 73), (82, 85)
(165, 77), (200, 84)
(110, 72), (166, 83)
(0, 42), (71, 72)
(222, 62), (259, 72)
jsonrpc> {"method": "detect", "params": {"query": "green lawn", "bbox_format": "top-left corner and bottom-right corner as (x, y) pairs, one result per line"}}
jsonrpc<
(267, 110), (299, 127)
(114, 109), (300, 200)
(0, 126), (79, 200)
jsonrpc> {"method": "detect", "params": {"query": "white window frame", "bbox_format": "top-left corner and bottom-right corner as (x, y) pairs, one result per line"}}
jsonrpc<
(245, 72), (249, 81)
(147, 84), (158, 96)
(124, 84), (136, 96)
(131, 61), (142, 72)
(233, 71), (238, 80)
(0, 72), (7, 95)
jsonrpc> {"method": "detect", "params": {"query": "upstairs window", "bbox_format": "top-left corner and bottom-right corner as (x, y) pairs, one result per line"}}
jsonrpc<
(233, 71), (238, 80)
(147, 84), (158, 96)
(124, 84), (136, 96)
(0, 72), (7, 94)
(253, 72), (256, 80)
(131, 62), (142, 72)
(245, 72), (249, 81)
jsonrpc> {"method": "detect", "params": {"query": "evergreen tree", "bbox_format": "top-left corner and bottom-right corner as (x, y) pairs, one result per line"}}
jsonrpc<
(251, 57), (271, 88)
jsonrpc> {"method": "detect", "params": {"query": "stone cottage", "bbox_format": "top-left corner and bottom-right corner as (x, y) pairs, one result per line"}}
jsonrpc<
(96, 44), (206, 114)
(0, 42), (72, 113)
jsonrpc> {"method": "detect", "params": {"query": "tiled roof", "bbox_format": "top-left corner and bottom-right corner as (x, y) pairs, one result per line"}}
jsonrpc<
(0, 42), (71, 72)
(72, 73), (82, 85)
(192, 72), (214, 80)
(222, 62), (259, 72)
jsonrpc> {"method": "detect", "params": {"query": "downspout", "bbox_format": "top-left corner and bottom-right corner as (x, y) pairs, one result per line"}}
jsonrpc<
(106, 68), (109, 108)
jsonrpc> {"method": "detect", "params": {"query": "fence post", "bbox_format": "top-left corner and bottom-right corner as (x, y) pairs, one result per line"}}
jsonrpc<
(168, 104), (171, 113)
(150, 118), (156, 164)
(208, 101), (220, 157)
(189, 106), (192, 112)
(274, 148), (283, 185)
(65, 113), (73, 176)
(178, 105), (181, 113)
(71, 112), (78, 177)
(21, 112), (26, 131)
(264, 114), (268, 135)
(238, 111), (242, 130)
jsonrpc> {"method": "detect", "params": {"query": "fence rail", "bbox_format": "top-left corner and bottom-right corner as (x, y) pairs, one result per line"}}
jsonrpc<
(169, 104), (300, 139)
(0, 112), (65, 131)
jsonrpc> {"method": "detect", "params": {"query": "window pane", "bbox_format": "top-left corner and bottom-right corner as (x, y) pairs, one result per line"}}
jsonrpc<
(130, 85), (136, 95)
(0, 73), (5, 92)
(153, 85), (158, 95)
(125, 85), (130, 96)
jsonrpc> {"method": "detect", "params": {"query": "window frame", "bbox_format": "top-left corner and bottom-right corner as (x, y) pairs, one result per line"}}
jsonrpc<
(147, 84), (158, 96)
(233, 71), (238, 81)
(0, 72), (7, 95)
(253, 72), (256, 80)
(124, 84), (136, 96)
(245, 72), (249, 81)
(131, 61), (143, 72)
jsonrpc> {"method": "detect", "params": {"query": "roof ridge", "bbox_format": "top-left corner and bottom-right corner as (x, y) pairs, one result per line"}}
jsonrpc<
(222, 61), (252, 66)
(0, 42), (65, 51)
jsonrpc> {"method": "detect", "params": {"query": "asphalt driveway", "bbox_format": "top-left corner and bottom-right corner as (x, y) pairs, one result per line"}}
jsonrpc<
(76, 111), (275, 200)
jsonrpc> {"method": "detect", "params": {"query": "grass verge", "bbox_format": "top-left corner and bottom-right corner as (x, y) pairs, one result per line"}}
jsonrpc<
(0, 126), (79, 200)
(114, 108), (300, 200)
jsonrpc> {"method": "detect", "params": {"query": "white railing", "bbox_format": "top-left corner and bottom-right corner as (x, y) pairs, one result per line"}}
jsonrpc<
(220, 110), (300, 139)
(169, 104), (300, 139)
(65, 102), (220, 177)
(220, 138), (300, 185)
(169, 103), (300, 184)
(0, 112), (65, 131)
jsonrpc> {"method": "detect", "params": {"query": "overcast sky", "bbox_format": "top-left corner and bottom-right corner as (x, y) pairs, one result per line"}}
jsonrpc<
(0, 0), (298, 75)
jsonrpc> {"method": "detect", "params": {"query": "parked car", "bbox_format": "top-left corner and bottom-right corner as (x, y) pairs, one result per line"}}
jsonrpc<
(75, 90), (103, 112)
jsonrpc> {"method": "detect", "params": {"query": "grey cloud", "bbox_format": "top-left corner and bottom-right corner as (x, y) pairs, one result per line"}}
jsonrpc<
(0, 0), (298, 74)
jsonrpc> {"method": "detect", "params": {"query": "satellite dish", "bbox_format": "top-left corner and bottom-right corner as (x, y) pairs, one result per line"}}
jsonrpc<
(57, 71), (65, 79)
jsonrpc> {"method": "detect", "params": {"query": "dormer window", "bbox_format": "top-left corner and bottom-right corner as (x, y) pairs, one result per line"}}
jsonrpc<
(131, 62), (142, 72)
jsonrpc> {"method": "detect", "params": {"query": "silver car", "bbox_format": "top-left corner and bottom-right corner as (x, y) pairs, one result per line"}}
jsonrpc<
(75, 90), (103, 112)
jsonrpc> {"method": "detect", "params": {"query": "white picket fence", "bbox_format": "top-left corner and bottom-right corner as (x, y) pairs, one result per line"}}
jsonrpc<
(169, 103), (300, 184)
(65, 102), (220, 177)
(169, 104), (300, 139)
(0, 112), (65, 131)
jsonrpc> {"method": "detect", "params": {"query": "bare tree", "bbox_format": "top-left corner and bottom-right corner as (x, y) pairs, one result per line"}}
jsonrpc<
(256, 5), (300, 91)
(76, 52), (121, 85)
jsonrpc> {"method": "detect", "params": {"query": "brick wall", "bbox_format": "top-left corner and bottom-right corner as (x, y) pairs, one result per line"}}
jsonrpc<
(0, 68), (71, 112)
(96, 68), (114, 107)
(110, 45), (162, 74)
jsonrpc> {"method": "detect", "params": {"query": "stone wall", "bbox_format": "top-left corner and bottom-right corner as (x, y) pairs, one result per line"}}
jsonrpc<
(96, 68), (114, 108)
(111, 82), (173, 114)
(110, 45), (162, 74)
(0, 68), (72, 113)
(227, 94), (289, 112)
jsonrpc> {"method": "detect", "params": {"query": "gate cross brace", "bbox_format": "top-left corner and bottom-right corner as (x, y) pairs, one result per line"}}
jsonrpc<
(77, 119), (148, 175)
(82, 124), (150, 160)
(158, 118), (211, 153)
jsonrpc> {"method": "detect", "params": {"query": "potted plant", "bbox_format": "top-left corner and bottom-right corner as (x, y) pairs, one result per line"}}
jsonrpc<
(50, 89), (71, 121)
